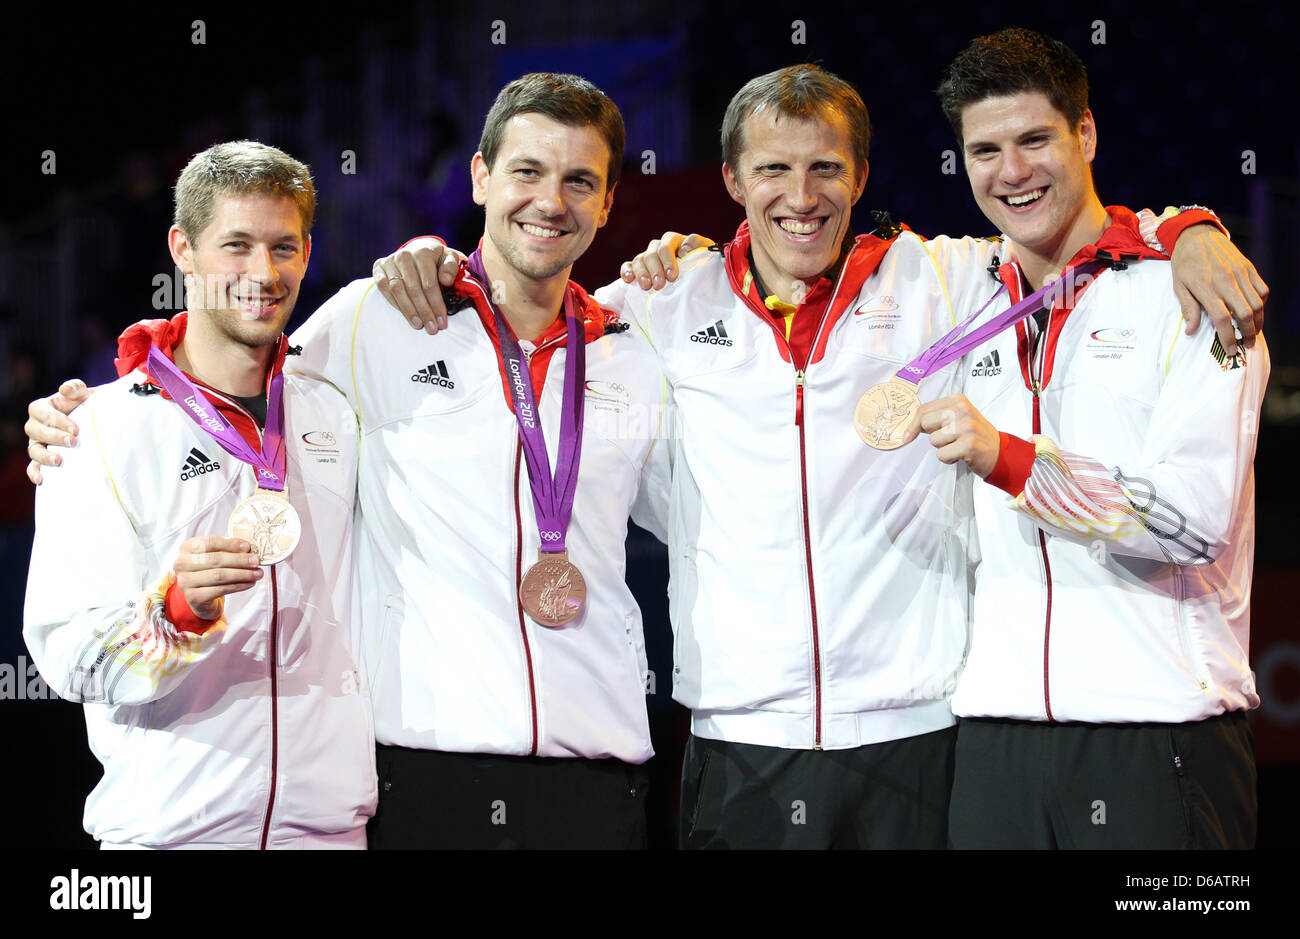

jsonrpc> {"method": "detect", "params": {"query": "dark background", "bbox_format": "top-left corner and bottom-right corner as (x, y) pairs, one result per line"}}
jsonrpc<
(0, 0), (1296, 851)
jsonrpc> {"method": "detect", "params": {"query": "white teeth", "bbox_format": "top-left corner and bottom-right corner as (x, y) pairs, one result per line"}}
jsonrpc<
(779, 219), (822, 235)
(1006, 188), (1045, 206)
(521, 223), (561, 238)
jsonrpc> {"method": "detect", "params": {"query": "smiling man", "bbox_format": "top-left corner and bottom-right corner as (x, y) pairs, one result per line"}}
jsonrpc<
(23, 141), (375, 849)
(286, 73), (669, 848)
(919, 28), (1267, 848)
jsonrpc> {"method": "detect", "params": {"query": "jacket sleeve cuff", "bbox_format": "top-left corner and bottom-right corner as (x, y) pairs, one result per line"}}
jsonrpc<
(396, 234), (446, 251)
(1156, 209), (1227, 254)
(164, 580), (222, 635)
(984, 432), (1036, 496)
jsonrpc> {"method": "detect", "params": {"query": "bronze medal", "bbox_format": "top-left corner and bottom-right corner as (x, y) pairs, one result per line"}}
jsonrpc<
(519, 550), (587, 628)
(228, 488), (301, 565)
(854, 378), (921, 450)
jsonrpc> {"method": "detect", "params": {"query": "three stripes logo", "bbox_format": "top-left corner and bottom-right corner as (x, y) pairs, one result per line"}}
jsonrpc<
(690, 320), (733, 346)
(180, 448), (221, 481)
(970, 349), (1003, 377)
(412, 360), (455, 388)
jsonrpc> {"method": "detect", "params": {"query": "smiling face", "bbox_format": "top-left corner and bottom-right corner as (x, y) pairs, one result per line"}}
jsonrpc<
(169, 192), (310, 347)
(961, 90), (1101, 272)
(723, 108), (866, 303)
(472, 112), (615, 286)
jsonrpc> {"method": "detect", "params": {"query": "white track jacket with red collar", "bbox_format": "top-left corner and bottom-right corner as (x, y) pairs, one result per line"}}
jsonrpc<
(950, 207), (1268, 724)
(596, 222), (987, 750)
(289, 268), (668, 763)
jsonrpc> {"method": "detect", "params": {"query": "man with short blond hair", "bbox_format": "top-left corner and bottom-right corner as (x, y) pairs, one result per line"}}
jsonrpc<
(24, 141), (375, 849)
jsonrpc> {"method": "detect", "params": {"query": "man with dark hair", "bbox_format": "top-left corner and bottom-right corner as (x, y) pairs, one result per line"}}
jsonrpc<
(372, 62), (1262, 849)
(918, 27), (1266, 848)
(24, 141), (376, 849)
(26, 76), (669, 850)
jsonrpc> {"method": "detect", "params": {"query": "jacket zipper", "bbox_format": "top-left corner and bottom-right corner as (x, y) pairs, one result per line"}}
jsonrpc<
(259, 565), (280, 849)
(793, 368), (823, 748)
(1031, 382), (1055, 722)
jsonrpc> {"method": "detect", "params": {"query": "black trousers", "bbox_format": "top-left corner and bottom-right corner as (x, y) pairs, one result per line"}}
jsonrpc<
(948, 712), (1257, 849)
(678, 727), (957, 849)
(367, 745), (649, 849)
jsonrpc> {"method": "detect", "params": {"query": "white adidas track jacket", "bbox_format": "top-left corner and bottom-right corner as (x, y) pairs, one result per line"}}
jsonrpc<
(951, 244), (1268, 724)
(289, 277), (668, 763)
(24, 369), (375, 848)
(597, 229), (988, 750)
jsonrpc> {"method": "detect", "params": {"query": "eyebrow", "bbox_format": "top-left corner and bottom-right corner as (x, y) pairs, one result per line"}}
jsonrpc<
(965, 125), (1056, 151)
(216, 229), (302, 244)
(505, 156), (601, 183)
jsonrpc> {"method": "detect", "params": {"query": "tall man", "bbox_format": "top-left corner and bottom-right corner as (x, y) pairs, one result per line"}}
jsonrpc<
(374, 64), (1262, 848)
(917, 28), (1266, 848)
(24, 142), (376, 849)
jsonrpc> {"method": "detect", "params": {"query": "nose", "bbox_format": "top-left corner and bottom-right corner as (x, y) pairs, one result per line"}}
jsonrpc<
(999, 147), (1032, 187)
(247, 245), (277, 282)
(533, 177), (565, 219)
(788, 172), (817, 214)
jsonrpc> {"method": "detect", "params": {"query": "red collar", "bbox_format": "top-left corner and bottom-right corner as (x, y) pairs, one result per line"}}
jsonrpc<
(449, 251), (617, 409)
(721, 220), (900, 368)
(998, 205), (1167, 290)
(114, 312), (290, 398)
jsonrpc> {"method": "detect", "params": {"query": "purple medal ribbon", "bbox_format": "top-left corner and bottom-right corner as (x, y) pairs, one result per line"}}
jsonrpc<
(147, 344), (288, 492)
(465, 250), (586, 555)
(894, 259), (1107, 384)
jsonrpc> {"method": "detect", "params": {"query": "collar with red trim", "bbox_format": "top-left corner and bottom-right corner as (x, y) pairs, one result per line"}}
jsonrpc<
(722, 219), (902, 312)
(995, 205), (1167, 293)
(115, 312), (291, 399)
(449, 243), (617, 348)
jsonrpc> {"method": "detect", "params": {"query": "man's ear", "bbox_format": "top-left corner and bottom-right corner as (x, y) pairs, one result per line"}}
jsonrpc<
(851, 159), (870, 205)
(721, 162), (745, 207)
(471, 152), (490, 206)
(1078, 109), (1097, 165)
(597, 183), (616, 229)
(302, 233), (312, 271)
(167, 224), (194, 272)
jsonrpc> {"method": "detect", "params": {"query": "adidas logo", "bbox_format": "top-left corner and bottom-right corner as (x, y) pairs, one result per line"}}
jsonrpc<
(411, 360), (455, 388)
(179, 448), (221, 481)
(690, 320), (733, 346)
(970, 350), (1003, 377)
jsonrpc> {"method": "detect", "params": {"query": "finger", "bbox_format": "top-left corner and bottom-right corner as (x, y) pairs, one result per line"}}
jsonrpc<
(680, 234), (710, 256)
(1231, 279), (1264, 349)
(934, 440), (966, 466)
(655, 243), (681, 283)
(27, 460), (42, 486)
(1200, 296), (1239, 356)
(1173, 283), (1202, 338)
(185, 579), (261, 614)
(26, 440), (62, 469)
(180, 535), (253, 557)
(394, 252), (442, 330)
(54, 380), (91, 412)
(175, 550), (263, 573)
(638, 244), (669, 287)
(620, 260), (635, 284)
(26, 402), (78, 445)
(412, 250), (453, 331)
(177, 567), (265, 591)
(897, 420), (921, 447)
(374, 259), (425, 329)
(628, 256), (654, 291)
